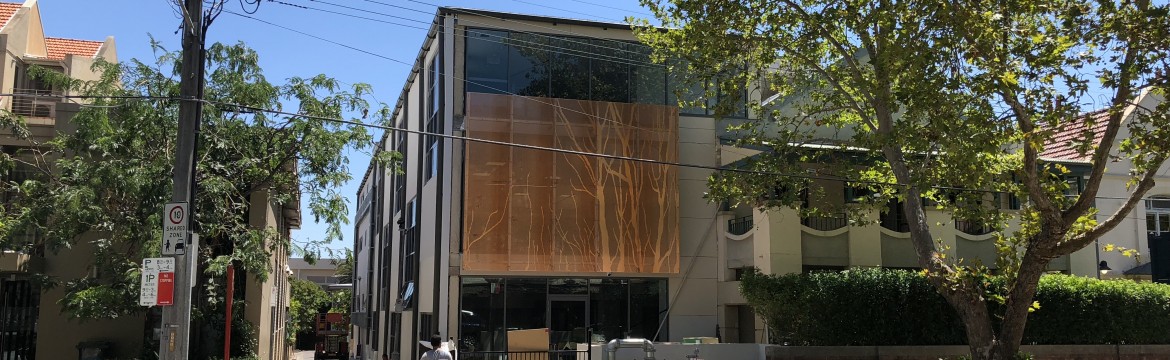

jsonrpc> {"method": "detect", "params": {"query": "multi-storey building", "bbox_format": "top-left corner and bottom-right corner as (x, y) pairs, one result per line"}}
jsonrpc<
(0, 1), (295, 358)
(352, 6), (1170, 359)
(290, 257), (345, 288)
(352, 7), (730, 360)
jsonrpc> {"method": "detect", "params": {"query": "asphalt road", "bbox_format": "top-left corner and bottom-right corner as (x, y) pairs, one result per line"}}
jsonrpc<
(292, 350), (315, 360)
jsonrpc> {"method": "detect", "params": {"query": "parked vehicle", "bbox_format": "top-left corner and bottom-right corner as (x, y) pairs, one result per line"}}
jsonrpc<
(314, 313), (350, 360)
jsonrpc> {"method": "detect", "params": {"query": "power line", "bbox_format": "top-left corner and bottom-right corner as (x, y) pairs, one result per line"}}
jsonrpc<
(509, 0), (630, 23)
(224, 10), (671, 131)
(270, 0), (428, 30)
(1, 92), (1165, 204)
(399, 0), (653, 54)
(301, 0), (427, 25)
(566, 0), (656, 17)
(195, 97), (1170, 204)
(217, 11), (1170, 201)
(275, 0), (665, 68)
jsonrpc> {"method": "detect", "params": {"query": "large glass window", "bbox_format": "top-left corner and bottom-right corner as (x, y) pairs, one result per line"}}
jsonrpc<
(457, 277), (667, 353)
(462, 27), (748, 119)
(505, 278), (547, 331)
(590, 40), (630, 103)
(630, 46), (666, 105)
(425, 117), (440, 181)
(628, 279), (668, 341)
(590, 279), (629, 340)
(466, 29), (510, 94)
(460, 278), (505, 353)
(398, 198), (419, 308)
(549, 36), (591, 100)
(508, 32), (550, 97)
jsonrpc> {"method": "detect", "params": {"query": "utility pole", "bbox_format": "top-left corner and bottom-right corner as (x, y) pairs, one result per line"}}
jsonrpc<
(161, 0), (204, 358)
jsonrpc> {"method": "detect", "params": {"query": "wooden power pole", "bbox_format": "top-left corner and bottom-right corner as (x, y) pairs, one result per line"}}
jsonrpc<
(160, 0), (204, 358)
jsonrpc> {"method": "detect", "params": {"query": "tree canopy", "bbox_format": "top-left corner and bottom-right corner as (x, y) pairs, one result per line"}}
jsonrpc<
(0, 40), (390, 320)
(634, 0), (1170, 358)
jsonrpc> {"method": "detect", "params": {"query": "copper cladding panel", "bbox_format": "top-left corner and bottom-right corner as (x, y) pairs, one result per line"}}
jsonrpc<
(463, 93), (680, 273)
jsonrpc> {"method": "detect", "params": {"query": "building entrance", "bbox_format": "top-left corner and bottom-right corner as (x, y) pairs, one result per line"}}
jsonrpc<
(548, 295), (589, 351)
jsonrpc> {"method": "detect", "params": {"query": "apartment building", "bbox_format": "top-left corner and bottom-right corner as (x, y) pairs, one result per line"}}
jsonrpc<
(351, 7), (1170, 358)
(351, 7), (733, 360)
(0, 1), (295, 358)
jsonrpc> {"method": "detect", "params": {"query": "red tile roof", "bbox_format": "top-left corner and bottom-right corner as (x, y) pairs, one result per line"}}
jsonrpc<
(0, 2), (20, 30)
(44, 37), (103, 60)
(1039, 110), (1111, 162)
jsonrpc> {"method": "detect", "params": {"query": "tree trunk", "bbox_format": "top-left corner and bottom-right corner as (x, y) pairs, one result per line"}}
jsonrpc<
(991, 246), (1052, 359)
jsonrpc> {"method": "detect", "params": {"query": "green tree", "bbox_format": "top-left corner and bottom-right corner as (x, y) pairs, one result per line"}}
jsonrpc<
(0, 40), (391, 329)
(289, 277), (330, 335)
(332, 248), (355, 284)
(635, 1), (1170, 359)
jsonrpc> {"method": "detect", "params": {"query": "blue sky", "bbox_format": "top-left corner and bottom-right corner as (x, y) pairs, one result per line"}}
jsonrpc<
(35, 0), (651, 257)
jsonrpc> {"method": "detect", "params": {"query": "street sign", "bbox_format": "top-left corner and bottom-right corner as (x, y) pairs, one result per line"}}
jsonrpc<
(157, 272), (175, 306)
(140, 271), (157, 306)
(141, 258), (176, 307)
(162, 202), (188, 255)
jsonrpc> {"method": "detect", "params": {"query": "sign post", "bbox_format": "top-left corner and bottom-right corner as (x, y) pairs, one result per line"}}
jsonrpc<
(141, 258), (176, 307)
(162, 203), (188, 256)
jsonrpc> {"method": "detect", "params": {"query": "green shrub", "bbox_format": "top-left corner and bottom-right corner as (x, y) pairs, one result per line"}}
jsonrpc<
(1026, 275), (1170, 344)
(741, 268), (1170, 345)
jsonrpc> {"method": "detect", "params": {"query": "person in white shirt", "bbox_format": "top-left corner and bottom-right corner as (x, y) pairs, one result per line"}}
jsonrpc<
(419, 335), (453, 360)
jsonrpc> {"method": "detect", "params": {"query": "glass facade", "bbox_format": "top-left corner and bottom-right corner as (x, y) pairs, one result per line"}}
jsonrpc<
(464, 28), (747, 117)
(459, 277), (668, 353)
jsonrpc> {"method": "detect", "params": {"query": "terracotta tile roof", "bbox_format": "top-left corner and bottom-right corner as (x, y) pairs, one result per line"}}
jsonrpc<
(0, 2), (20, 30)
(44, 37), (103, 60)
(1039, 110), (1111, 162)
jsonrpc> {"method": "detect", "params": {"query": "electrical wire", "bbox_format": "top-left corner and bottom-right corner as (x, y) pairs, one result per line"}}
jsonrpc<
(224, 10), (673, 132)
(566, 0), (656, 17)
(273, 0), (665, 68)
(225, 9), (1157, 200)
(1, 92), (1166, 205)
(271, 0), (429, 31)
(399, 0), (653, 54)
(508, 0), (630, 24)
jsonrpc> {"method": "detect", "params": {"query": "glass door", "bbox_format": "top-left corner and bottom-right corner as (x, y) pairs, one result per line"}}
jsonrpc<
(547, 294), (589, 352)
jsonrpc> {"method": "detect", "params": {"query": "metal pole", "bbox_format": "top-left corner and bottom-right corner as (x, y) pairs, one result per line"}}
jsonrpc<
(161, 0), (203, 358)
(224, 264), (235, 360)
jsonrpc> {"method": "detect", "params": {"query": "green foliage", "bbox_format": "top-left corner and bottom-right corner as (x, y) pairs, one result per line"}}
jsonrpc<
(743, 268), (1170, 345)
(0, 39), (387, 320)
(289, 277), (330, 334)
(743, 268), (965, 345)
(194, 300), (259, 359)
(332, 248), (355, 284)
(1026, 275), (1170, 344)
(636, 0), (1170, 357)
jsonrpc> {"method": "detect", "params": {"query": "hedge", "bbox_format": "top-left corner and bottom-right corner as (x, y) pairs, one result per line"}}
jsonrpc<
(740, 268), (1170, 346)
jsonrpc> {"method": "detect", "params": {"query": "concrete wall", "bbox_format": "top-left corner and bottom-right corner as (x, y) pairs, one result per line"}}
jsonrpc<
(34, 237), (146, 360)
(246, 192), (293, 360)
(665, 114), (720, 341)
(584, 343), (1170, 360)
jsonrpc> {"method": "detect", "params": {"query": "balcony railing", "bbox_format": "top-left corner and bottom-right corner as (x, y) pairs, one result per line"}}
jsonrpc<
(461, 349), (590, 360)
(801, 213), (848, 231)
(727, 216), (753, 235)
(955, 220), (994, 235)
(10, 89), (56, 119)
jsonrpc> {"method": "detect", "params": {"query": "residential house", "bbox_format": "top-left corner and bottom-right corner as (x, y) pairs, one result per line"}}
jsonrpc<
(1036, 90), (1170, 282)
(0, 1), (295, 358)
